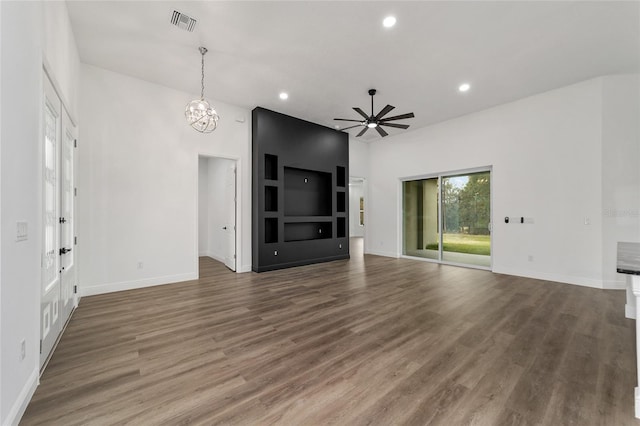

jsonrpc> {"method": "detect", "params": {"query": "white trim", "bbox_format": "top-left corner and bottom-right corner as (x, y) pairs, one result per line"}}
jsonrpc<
(635, 387), (640, 419)
(80, 272), (198, 297)
(239, 264), (252, 273)
(400, 254), (492, 271)
(200, 252), (225, 264)
(492, 266), (603, 289)
(366, 249), (399, 258)
(626, 303), (636, 320)
(4, 368), (38, 426)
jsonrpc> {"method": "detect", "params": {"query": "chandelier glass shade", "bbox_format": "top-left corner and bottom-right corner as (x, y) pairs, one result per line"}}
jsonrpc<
(185, 47), (219, 133)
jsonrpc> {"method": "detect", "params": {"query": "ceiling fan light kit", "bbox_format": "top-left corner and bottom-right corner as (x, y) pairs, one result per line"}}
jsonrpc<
(334, 89), (414, 137)
(185, 46), (220, 133)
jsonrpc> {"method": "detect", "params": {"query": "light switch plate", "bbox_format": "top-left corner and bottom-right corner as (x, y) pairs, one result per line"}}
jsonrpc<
(16, 221), (28, 242)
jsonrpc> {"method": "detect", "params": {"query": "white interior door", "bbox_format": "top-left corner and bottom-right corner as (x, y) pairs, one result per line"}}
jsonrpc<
(41, 75), (62, 368)
(223, 163), (236, 271)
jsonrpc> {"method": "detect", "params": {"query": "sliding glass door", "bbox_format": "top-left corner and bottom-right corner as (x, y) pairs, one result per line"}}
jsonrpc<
(402, 169), (491, 268)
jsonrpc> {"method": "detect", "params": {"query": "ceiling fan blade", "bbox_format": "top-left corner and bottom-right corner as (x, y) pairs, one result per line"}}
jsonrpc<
(356, 127), (369, 137)
(380, 112), (415, 122)
(375, 126), (388, 137)
(379, 122), (410, 129)
(375, 104), (395, 120)
(340, 124), (365, 131)
(353, 107), (369, 120)
(334, 118), (364, 122)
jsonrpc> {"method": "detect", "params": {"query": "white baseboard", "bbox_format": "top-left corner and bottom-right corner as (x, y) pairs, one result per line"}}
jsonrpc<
(80, 272), (198, 297)
(364, 249), (399, 258)
(626, 303), (637, 319)
(492, 267), (604, 289)
(239, 264), (252, 273)
(4, 367), (38, 426)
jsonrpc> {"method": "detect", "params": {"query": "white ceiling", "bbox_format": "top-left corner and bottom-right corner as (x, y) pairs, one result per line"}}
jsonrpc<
(67, 1), (640, 140)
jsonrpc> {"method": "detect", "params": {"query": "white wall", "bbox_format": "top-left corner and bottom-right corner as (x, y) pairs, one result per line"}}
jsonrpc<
(1, 3), (41, 424)
(79, 64), (252, 296)
(1, 2), (81, 423)
(42, 1), (80, 121)
(601, 75), (640, 288)
(349, 138), (369, 179)
(367, 77), (620, 288)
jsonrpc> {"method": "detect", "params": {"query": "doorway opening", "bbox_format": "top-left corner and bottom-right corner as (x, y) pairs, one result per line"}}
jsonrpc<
(402, 168), (492, 269)
(349, 176), (366, 257)
(198, 156), (237, 272)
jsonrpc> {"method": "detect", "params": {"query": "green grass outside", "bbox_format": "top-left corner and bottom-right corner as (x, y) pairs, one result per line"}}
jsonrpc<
(425, 233), (491, 256)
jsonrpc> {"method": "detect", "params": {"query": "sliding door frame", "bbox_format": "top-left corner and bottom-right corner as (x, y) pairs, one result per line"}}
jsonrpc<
(399, 165), (493, 271)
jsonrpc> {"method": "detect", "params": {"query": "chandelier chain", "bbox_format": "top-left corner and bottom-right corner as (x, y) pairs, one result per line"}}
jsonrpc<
(201, 50), (205, 100)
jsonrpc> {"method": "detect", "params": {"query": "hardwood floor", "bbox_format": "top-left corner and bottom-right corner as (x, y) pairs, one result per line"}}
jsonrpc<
(22, 239), (639, 425)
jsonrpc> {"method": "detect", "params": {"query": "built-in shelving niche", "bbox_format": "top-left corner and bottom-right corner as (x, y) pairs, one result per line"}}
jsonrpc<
(265, 218), (278, 244)
(265, 186), (278, 212)
(284, 167), (332, 217)
(284, 222), (332, 242)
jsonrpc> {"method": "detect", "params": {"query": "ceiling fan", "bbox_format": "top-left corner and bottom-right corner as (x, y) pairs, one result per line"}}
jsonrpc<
(334, 89), (415, 137)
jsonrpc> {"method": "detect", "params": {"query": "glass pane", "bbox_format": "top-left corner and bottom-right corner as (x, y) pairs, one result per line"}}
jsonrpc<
(441, 171), (491, 267)
(402, 178), (439, 260)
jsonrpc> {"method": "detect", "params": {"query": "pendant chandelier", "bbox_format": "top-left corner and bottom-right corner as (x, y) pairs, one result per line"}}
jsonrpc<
(185, 46), (219, 133)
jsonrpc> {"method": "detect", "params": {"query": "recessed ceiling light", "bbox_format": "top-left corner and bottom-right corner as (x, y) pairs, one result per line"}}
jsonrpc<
(279, 92), (288, 100)
(458, 83), (471, 92)
(383, 16), (396, 28)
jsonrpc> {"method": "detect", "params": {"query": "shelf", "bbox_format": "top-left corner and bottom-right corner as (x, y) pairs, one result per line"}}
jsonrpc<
(284, 222), (332, 242)
(336, 166), (346, 187)
(265, 154), (278, 180)
(265, 218), (278, 244)
(337, 217), (346, 238)
(284, 216), (332, 223)
(265, 186), (278, 212)
(337, 192), (346, 213)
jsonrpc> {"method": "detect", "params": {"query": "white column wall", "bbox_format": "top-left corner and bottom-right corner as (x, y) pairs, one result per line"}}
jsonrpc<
(78, 64), (252, 296)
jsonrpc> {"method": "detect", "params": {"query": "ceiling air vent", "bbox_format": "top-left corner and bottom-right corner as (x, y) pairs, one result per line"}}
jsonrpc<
(171, 10), (196, 32)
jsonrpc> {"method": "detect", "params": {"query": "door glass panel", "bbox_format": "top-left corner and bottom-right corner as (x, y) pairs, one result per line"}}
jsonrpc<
(441, 172), (491, 267)
(402, 178), (439, 260)
(43, 101), (58, 293)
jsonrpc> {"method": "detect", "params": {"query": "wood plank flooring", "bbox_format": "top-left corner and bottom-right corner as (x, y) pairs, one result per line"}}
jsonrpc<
(22, 239), (639, 425)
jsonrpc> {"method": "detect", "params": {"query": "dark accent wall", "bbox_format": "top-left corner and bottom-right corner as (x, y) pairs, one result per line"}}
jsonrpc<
(252, 107), (349, 272)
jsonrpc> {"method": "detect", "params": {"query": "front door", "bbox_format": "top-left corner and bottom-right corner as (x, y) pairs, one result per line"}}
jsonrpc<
(41, 74), (77, 369)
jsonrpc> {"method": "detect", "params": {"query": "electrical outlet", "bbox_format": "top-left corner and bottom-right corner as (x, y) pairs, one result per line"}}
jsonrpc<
(16, 221), (28, 242)
(137, 261), (144, 269)
(20, 339), (26, 360)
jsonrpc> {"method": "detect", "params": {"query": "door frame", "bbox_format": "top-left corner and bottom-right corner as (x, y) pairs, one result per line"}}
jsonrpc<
(40, 68), (79, 371)
(195, 153), (241, 274)
(348, 176), (367, 251)
(398, 165), (493, 271)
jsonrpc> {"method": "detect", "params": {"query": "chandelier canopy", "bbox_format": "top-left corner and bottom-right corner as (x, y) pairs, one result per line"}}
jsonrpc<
(185, 47), (219, 133)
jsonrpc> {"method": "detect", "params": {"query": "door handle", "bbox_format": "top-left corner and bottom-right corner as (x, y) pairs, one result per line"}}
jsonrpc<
(223, 226), (227, 230)
(59, 247), (72, 255)
(59, 217), (67, 224)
